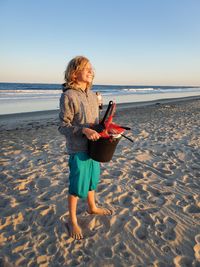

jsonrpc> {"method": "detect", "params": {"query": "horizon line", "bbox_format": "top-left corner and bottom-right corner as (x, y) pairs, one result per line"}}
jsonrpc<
(0, 81), (200, 88)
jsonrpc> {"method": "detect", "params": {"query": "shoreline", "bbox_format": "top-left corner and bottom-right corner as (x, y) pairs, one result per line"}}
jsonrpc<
(0, 90), (200, 116)
(1, 94), (200, 130)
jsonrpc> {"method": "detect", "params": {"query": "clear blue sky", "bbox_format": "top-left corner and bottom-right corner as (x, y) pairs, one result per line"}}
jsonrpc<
(0, 0), (200, 85)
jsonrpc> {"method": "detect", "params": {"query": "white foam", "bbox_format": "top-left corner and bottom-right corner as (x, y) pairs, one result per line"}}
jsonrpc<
(0, 91), (200, 115)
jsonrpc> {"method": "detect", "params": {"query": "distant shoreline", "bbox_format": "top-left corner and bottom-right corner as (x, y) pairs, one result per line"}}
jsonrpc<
(1, 95), (200, 131)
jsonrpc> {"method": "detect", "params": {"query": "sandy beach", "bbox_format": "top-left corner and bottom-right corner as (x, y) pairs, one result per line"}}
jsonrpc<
(0, 97), (200, 267)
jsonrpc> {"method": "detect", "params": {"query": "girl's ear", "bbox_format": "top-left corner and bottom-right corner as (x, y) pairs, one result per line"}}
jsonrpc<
(71, 71), (77, 81)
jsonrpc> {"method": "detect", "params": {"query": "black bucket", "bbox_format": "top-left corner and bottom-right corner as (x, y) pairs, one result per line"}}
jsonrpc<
(88, 135), (122, 162)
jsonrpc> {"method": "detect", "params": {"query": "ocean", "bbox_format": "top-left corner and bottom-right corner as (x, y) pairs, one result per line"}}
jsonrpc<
(0, 82), (200, 115)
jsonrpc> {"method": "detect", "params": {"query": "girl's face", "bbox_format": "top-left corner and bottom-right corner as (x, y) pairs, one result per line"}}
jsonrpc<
(75, 62), (94, 89)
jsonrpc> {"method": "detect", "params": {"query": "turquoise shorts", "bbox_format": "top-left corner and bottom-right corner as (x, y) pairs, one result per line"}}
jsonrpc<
(68, 152), (100, 199)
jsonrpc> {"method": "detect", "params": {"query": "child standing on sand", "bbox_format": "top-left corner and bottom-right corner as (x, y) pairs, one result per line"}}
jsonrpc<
(59, 56), (112, 240)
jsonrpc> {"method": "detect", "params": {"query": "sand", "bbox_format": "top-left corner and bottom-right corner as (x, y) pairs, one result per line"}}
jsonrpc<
(0, 97), (200, 267)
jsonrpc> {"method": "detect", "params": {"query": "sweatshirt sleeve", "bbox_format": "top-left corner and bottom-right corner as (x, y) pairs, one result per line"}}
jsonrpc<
(58, 93), (90, 137)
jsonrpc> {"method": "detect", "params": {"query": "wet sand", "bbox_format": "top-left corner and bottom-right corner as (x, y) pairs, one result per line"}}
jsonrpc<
(0, 97), (200, 266)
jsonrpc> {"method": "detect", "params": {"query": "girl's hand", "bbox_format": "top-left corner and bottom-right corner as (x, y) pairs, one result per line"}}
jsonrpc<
(82, 128), (100, 141)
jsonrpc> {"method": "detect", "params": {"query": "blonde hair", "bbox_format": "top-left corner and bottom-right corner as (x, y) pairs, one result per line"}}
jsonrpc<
(63, 56), (93, 91)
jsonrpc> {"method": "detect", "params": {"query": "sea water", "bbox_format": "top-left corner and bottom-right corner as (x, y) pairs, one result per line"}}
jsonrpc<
(0, 82), (200, 115)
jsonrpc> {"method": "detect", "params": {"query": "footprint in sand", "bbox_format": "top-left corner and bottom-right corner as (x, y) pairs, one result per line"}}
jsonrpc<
(36, 208), (55, 227)
(162, 179), (176, 187)
(152, 162), (174, 176)
(36, 178), (51, 189)
(143, 185), (161, 197)
(114, 241), (134, 262)
(183, 204), (200, 214)
(114, 241), (127, 253)
(134, 225), (148, 241)
(161, 245), (172, 254)
(173, 255), (194, 267)
(137, 211), (154, 226)
(109, 213), (131, 237)
(133, 184), (149, 199)
(183, 194), (195, 202)
(118, 192), (134, 208)
(133, 217), (148, 241)
(15, 222), (30, 233)
(131, 162), (141, 168)
(176, 199), (188, 208)
(168, 214), (177, 227)
(156, 216), (177, 242)
(130, 170), (144, 180)
(155, 222), (166, 233)
(161, 227), (176, 242)
(96, 246), (113, 259)
(143, 185), (166, 206)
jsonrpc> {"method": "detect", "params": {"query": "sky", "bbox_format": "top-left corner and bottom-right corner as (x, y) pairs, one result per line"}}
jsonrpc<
(0, 0), (200, 86)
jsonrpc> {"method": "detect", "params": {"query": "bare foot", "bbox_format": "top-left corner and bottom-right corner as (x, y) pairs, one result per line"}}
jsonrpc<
(68, 222), (83, 240)
(88, 207), (113, 215)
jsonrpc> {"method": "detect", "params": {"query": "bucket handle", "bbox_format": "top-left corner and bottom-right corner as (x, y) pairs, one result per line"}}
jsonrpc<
(100, 100), (114, 126)
(121, 134), (134, 142)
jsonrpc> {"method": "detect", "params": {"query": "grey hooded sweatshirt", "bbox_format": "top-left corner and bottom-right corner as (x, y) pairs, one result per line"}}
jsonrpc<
(58, 87), (99, 154)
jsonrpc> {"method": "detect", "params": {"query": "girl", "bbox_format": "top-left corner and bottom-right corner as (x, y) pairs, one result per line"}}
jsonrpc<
(59, 56), (112, 240)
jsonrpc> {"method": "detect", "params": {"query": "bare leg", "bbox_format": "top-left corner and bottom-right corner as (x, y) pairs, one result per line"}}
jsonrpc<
(68, 194), (83, 239)
(87, 190), (112, 215)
